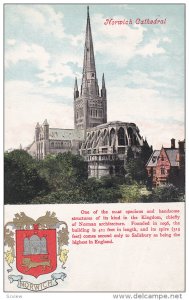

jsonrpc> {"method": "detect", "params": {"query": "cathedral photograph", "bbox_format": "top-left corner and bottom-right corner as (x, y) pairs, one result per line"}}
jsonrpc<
(4, 4), (185, 204)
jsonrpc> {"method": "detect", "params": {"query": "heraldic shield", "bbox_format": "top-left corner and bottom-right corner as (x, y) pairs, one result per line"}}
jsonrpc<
(16, 224), (57, 278)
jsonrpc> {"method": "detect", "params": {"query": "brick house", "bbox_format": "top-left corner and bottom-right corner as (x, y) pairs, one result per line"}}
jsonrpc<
(146, 139), (185, 188)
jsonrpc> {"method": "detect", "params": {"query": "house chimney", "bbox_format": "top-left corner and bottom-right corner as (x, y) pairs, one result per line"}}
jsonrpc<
(178, 140), (185, 154)
(171, 138), (175, 149)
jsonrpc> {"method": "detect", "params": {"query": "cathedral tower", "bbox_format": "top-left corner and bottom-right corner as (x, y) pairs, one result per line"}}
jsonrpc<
(74, 6), (107, 130)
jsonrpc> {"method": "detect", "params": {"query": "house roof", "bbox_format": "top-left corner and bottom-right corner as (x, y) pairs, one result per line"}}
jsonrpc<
(49, 128), (84, 141)
(146, 150), (160, 167)
(146, 148), (179, 167)
(165, 148), (179, 167)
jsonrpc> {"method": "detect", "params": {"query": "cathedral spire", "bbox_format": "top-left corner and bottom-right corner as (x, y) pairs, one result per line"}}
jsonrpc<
(74, 6), (107, 130)
(81, 6), (98, 96)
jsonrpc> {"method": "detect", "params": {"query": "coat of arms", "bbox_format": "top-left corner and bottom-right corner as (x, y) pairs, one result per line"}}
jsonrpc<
(4, 212), (69, 291)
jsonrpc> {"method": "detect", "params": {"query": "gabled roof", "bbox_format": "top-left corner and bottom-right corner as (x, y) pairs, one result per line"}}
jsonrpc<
(146, 150), (160, 167)
(49, 128), (84, 141)
(146, 148), (179, 167)
(164, 148), (179, 167)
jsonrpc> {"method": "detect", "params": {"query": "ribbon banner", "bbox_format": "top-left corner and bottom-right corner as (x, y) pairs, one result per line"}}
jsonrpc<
(9, 273), (67, 292)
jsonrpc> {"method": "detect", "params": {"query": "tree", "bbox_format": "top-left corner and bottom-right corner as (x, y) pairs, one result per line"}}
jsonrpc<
(4, 149), (34, 166)
(140, 141), (153, 165)
(125, 143), (153, 184)
(125, 158), (147, 183)
(119, 183), (144, 203)
(4, 150), (49, 204)
(152, 184), (180, 202)
(126, 146), (134, 162)
(31, 175), (121, 204)
(39, 152), (88, 190)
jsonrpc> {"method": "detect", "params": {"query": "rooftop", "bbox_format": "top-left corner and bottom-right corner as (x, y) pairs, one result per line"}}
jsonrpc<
(49, 128), (84, 141)
(87, 121), (137, 131)
(146, 148), (179, 167)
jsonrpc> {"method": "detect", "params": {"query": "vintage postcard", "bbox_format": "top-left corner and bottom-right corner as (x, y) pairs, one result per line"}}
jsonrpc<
(4, 3), (185, 294)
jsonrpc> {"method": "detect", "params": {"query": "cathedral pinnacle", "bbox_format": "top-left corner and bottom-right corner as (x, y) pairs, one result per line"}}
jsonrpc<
(102, 73), (106, 88)
(101, 73), (106, 98)
(74, 77), (79, 99)
(43, 119), (49, 126)
(74, 77), (78, 90)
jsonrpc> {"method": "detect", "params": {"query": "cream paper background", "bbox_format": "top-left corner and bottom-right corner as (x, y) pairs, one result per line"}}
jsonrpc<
(4, 202), (185, 292)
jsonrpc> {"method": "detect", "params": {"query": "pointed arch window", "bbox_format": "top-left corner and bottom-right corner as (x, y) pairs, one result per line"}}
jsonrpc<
(118, 127), (126, 145)
(110, 128), (116, 146)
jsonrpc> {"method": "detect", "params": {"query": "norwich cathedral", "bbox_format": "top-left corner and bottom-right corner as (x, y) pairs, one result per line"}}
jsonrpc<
(27, 7), (148, 178)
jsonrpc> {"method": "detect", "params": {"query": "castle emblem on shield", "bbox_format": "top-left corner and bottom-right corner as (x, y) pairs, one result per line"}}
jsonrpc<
(4, 212), (69, 291)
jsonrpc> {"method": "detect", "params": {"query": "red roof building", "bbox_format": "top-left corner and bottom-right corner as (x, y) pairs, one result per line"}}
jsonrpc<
(146, 139), (185, 188)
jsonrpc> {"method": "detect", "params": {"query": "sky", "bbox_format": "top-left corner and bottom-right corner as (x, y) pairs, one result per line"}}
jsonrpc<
(4, 4), (185, 150)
